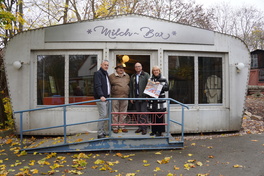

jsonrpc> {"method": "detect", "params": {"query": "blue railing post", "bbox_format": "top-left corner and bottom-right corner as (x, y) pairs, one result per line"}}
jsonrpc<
(19, 112), (23, 147)
(167, 99), (170, 137)
(108, 99), (112, 137)
(181, 106), (185, 141)
(63, 106), (67, 144)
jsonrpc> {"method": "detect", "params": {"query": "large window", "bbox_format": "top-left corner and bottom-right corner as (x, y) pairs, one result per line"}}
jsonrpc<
(168, 55), (223, 105)
(37, 55), (65, 105)
(37, 54), (97, 105)
(168, 56), (194, 104)
(69, 55), (97, 104)
(199, 57), (222, 104)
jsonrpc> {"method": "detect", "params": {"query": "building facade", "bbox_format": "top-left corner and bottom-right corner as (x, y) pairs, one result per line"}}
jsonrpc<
(4, 14), (250, 135)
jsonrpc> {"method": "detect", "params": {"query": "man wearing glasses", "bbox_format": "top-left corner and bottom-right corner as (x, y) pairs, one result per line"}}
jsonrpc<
(129, 62), (150, 135)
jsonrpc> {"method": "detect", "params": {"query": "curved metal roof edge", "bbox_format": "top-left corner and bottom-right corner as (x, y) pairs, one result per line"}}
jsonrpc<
(6, 13), (249, 51)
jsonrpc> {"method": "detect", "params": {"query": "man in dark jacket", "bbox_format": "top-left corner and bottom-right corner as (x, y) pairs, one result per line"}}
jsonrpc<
(129, 62), (150, 135)
(94, 60), (110, 138)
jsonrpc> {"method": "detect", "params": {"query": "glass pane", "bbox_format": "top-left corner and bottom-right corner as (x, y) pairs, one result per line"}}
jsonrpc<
(168, 56), (194, 104)
(259, 69), (264, 81)
(198, 57), (222, 104)
(69, 55), (97, 105)
(37, 55), (65, 105)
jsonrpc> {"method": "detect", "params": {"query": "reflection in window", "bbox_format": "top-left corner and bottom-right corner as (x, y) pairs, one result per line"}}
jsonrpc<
(169, 56), (194, 104)
(37, 55), (65, 105)
(199, 57), (222, 104)
(69, 55), (97, 105)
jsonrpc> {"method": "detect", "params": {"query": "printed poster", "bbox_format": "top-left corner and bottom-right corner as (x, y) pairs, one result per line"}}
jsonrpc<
(143, 80), (163, 98)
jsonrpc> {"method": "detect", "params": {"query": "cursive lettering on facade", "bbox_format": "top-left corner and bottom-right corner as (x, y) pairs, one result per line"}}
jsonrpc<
(140, 27), (170, 40)
(88, 25), (176, 40)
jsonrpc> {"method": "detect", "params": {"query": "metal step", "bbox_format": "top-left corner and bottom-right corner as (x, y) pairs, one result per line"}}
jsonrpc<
(22, 130), (184, 153)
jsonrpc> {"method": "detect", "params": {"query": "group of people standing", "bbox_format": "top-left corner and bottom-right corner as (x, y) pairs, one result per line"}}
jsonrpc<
(93, 60), (169, 139)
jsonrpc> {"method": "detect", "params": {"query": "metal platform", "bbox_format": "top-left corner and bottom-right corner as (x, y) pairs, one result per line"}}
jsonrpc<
(16, 98), (188, 153)
(23, 130), (183, 153)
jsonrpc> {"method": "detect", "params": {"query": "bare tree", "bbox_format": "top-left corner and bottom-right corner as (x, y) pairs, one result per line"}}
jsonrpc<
(209, 2), (264, 50)
(135, 0), (214, 30)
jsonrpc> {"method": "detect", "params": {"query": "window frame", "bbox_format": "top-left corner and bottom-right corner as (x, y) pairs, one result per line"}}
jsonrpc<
(164, 52), (226, 107)
(33, 50), (102, 107)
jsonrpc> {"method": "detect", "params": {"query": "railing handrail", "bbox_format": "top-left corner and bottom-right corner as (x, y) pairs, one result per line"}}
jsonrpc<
(14, 97), (188, 151)
(14, 98), (189, 114)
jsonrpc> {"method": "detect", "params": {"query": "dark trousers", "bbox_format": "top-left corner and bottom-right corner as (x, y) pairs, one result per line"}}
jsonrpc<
(149, 101), (165, 133)
(135, 101), (148, 130)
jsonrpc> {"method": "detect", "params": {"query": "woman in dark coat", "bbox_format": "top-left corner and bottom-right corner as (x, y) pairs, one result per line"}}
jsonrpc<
(148, 66), (169, 136)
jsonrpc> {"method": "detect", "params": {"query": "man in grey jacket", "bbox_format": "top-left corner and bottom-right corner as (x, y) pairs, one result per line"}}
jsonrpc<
(129, 62), (150, 135)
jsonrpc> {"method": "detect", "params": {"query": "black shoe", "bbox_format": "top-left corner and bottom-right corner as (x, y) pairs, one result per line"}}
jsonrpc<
(150, 132), (155, 136)
(156, 132), (162, 136)
(135, 129), (142, 133)
(97, 134), (106, 139)
(142, 130), (147, 135)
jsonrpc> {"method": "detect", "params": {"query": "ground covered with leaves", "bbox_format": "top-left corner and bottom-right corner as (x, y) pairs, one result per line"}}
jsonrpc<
(245, 95), (264, 118)
(243, 95), (264, 135)
(0, 96), (263, 176)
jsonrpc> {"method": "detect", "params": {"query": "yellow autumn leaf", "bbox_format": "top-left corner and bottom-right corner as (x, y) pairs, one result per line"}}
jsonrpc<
(19, 150), (27, 156)
(196, 161), (203, 166)
(76, 171), (83, 175)
(187, 159), (196, 163)
(155, 152), (162, 154)
(31, 169), (39, 174)
(0, 160), (3, 164)
(174, 165), (180, 170)
(188, 153), (193, 156)
(157, 160), (162, 164)
(94, 159), (105, 164)
(143, 164), (150, 166)
(116, 153), (123, 157)
(157, 157), (171, 164)
(184, 163), (191, 170)
(5, 139), (13, 144)
(167, 173), (173, 176)
(91, 165), (98, 169)
(11, 142), (20, 146)
(154, 167), (161, 172)
(107, 162), (115, 166)
(28, 160), (35, 166)
(143, 160), (148, 163)
(99, 167), (107, 171)
(109, 170), (118, 173)
(233, 164), (243, 168)
(191, 143), (196, 146)
(126, 173), (136, 176)
(75, 138), (83, 142)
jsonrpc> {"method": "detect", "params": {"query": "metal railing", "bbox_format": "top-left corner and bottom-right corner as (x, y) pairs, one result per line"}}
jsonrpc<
(14, 98), (189, 150)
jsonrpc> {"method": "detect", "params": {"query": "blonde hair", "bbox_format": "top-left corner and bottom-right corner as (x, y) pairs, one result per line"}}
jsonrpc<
(152, 66), (161, 74)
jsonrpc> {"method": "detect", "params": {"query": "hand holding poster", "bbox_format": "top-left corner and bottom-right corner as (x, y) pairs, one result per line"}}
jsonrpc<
(143, 80), (163, 98)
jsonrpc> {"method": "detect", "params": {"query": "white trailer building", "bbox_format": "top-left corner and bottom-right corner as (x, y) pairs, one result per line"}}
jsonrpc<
(4, 14), (250, 135)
